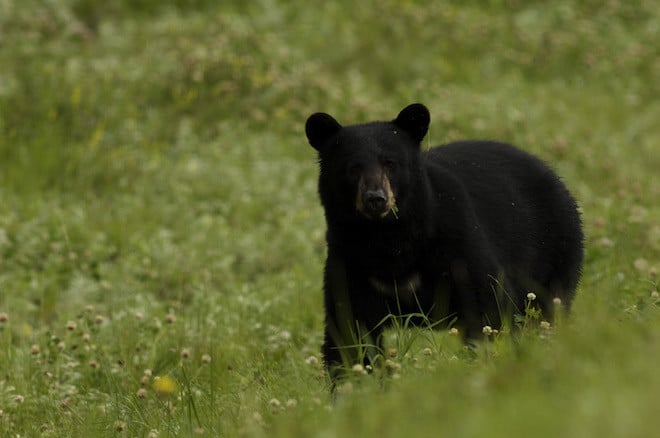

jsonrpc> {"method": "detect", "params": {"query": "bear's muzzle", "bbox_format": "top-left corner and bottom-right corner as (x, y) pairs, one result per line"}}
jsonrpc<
(356, 171), (396, 219)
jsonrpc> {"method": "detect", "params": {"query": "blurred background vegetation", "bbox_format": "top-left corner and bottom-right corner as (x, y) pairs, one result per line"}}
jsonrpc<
(0, 0), (658, 436)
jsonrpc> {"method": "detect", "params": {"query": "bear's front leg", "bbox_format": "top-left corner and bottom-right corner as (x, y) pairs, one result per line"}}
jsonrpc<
(449, 252), (504, 341)
(321, 251), (356, 381)
(321, 251), (383, 385)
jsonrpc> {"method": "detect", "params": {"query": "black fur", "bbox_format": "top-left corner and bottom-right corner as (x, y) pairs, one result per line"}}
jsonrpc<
(306, 103), (583, 382)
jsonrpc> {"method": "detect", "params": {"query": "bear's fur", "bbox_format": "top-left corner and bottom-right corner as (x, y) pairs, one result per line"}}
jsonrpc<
(305, 103), (583, 381)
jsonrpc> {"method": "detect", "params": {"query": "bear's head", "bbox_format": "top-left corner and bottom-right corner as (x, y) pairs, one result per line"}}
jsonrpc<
(306, 103), (430, 223)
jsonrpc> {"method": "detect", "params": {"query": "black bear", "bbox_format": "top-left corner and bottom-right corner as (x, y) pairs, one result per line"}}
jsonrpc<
(305, 103), (583, 381)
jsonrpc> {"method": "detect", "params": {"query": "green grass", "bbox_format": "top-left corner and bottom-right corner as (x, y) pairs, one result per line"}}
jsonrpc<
(0, 0), (658, 436)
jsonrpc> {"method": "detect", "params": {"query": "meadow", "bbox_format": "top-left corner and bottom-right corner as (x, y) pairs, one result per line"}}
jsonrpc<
(0, 0), (658, 436)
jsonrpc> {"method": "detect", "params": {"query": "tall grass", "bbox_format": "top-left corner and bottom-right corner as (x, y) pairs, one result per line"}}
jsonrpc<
(0, 0), (658, 436)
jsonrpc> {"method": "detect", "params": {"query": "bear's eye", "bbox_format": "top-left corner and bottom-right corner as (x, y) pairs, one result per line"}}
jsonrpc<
(383, 159), (397, 172)
(347, 163), (362, 180)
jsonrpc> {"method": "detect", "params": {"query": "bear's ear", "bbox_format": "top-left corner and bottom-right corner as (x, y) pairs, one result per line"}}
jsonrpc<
(393, 103), (430, 144)
(305, 112), (342, 152)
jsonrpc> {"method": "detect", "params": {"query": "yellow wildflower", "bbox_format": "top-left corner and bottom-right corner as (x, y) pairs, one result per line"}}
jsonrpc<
(153, 375), (178, 395)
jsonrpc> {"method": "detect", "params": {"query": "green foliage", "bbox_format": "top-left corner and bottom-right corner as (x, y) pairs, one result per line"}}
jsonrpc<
(0, 0), (658, 436)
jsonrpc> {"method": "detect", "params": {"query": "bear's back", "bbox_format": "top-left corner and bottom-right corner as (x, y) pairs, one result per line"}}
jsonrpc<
(424, 140), (549, 175)
(423, 140), (583, 299)
(423, 140), (566, 206)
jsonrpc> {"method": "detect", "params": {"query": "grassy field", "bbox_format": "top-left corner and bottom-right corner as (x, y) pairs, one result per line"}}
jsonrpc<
(0, 0), (658, 436)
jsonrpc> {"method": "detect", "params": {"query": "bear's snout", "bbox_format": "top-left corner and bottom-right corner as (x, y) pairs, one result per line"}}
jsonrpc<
(355, 171), (396, 219)
(363, 189), (388, 216)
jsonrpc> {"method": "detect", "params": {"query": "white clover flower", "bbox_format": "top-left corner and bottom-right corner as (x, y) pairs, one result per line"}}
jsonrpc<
(351, 364), (367, 375)
(527, 292), (537, 301)
(633, 258), (649, 272)
(269, 398), (282, 411)
(305, 355), (319, 366)
(252, 412), (265, 427)
(482, 325), (493, 336)
(385, 359), (401, 371)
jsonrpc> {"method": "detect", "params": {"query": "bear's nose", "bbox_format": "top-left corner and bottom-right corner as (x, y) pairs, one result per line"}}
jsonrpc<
(364, 190), (387, 214)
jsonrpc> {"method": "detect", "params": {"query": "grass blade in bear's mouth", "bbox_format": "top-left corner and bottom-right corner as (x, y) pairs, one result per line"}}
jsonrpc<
(390, 204), (399, 219)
